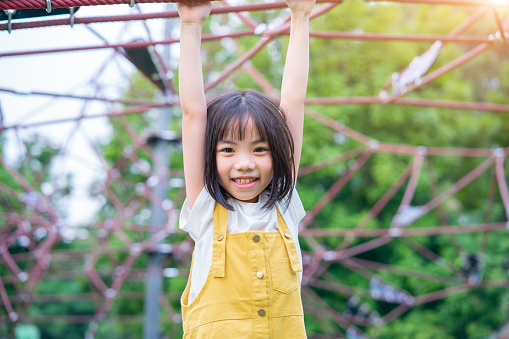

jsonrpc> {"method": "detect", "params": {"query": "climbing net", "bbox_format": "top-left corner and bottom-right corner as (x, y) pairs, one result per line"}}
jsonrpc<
(1, 0), (509, 338)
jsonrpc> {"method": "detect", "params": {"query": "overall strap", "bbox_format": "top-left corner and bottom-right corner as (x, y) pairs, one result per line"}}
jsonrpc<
(212, 203), (228, 278)
(276, 209), (303, 272)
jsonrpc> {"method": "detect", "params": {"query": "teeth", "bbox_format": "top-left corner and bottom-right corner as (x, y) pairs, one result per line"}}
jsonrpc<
(235, 178), (256, 185)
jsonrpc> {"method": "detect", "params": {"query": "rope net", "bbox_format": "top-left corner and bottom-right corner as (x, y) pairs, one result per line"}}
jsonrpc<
(1, 0), (509, 338)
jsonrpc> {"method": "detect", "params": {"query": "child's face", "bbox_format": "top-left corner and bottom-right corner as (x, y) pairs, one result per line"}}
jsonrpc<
(216, 118), (273, 203)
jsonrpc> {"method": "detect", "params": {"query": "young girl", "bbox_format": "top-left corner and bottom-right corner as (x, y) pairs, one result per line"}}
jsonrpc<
(178, 0), (314, 337)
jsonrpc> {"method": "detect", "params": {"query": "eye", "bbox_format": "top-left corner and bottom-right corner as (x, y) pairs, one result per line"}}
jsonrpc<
(254, 147), (269, 153)
(220, 147), (234, 153)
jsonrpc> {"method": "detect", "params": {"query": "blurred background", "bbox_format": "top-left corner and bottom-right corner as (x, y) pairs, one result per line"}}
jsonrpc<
(1, 0), (509, 338)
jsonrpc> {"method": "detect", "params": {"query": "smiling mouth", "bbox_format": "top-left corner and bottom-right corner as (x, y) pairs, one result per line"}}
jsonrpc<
(233, 178), (257, 185)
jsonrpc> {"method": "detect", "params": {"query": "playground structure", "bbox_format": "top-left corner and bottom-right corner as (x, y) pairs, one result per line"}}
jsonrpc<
(1, 0), (509, 338)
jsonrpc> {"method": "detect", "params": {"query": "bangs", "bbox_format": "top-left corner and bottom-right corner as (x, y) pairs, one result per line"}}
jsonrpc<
(215, 101), (271, 144)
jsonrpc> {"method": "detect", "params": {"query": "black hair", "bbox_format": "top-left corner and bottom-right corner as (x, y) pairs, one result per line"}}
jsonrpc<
(204, 89), (295, 210)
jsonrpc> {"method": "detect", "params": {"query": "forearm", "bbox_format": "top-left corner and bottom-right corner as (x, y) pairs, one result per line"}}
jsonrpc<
(179, 23), (207, 117)
(280, 10), (310, 107)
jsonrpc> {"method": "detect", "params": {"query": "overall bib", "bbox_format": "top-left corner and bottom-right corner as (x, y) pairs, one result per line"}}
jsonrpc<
(181, 203), (306, 338)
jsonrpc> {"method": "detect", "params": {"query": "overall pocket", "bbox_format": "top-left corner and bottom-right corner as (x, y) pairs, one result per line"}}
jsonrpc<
(270, 258), (298, 294)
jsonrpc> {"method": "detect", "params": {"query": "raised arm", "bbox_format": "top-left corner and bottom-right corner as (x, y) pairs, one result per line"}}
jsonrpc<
(279, 0), (315, 181)
(178, 2), (211, 208)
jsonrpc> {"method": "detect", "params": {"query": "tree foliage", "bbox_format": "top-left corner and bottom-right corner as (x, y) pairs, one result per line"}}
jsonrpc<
(3, 2), (509, 338)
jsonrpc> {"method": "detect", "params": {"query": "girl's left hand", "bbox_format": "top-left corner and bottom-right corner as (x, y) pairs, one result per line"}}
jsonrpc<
(285, 0), (315, 16)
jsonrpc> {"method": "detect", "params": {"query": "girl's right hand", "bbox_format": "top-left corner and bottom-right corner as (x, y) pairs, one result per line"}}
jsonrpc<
(178, 1), (212, 26)
(285, 0), (315, 16)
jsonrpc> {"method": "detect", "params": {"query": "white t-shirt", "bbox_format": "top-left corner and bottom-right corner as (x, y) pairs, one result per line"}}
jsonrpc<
(179, 187), (306, 304)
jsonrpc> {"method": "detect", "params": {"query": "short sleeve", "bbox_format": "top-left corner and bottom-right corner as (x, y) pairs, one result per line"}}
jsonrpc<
(282, 187), (306, 225)
(277, 187), (306, 238)
(179, 188), (215, 241)
(290, 187), (306, 223)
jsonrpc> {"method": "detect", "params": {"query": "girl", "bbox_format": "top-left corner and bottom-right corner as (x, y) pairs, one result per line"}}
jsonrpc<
(178, 0), (314, 337)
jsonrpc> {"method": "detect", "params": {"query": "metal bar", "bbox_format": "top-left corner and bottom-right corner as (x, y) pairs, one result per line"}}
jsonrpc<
(7, 291), (181, 303)
(0, 268), (189, 284)
(381, 302), (413, 324)
(300, 151), (373, 229)
(413, 284), (469, 305)
(0, 103), (164, 131)
(204, 36), (272, 91)
(0, 87), (157, 105)
(221, 0), (258, 29)
(348, 257), (459, 284)
(305, 96), (509, 114)
(0, 276), (15, 317)
(397, 153), (425, 212)
(424, 157), (495, 213)
(425, 158), (464, 253)
(301, 221), (509, 237)
(96, 254), (138, 318)
(402, 238), (463, 276)
(143, 90), (172, 339)
(335, 160), (414, 251)
(0, 314), (184, 324)
(298, 147), (365, 177)
(495, 156), (509, 219)
(303, 286), (352, 330)
(380, 7), (488, 92)
(480, 166), (497, 253)
(310, 31), (491, 43)
(493, 8), (508, 40)
(0, 31), (253, 58)
(304, 107), (509, 158)
(386, 42), (492, 103)
(384, 12), (509, 103)
(336, 237), (393, 261)
(304, 109), (373, 147)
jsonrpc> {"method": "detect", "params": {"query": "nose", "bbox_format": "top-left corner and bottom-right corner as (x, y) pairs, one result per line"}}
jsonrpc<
(234, 152), (255, 171)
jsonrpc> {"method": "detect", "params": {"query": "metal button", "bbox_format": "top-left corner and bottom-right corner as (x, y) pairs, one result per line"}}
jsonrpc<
(256, 271), (264, 279)
(284, 232), (291, 239)
(273, 222), (278, 230)
(257, 308), (266, 317)
(217, 234), (224, 241)
(253, 234), (261, 243)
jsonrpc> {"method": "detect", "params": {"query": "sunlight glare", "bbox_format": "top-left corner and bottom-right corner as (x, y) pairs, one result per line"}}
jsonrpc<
(490, 0), (509, 6)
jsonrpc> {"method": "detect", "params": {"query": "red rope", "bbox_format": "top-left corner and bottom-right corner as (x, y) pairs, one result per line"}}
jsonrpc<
(0, 0), (197, 11)
(0, 2), (292, 31)
(0, 0), (504, 11)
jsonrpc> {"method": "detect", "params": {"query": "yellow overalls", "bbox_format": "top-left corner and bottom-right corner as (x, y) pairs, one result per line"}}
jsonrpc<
(181, 203), (306, 338)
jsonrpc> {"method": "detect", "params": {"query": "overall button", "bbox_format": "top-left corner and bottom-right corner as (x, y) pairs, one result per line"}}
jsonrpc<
(284, 232), (291, 239)
(273, 222), (278, 230)
(256, 271), (264, 279)
(217, 234), (224, 241)
(257, 308), (266, 317)
(253, 234), (261, 243)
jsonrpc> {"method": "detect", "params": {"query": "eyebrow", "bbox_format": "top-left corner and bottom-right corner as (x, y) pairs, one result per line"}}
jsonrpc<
(218, 138), (267, 145)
